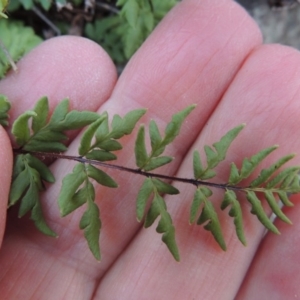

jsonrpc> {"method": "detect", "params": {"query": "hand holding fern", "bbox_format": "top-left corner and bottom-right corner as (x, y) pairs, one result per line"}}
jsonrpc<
(0, 0), (300, 299)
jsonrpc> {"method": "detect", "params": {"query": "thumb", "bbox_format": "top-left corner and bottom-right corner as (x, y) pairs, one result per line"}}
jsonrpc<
(0, 126), (12, 248)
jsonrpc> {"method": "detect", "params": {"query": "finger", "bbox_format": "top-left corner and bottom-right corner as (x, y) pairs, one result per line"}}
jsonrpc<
(236, 196), (300, 299)
(0, 36), (117, 299)
(43, 0), (261, 273)
(0, 36), (117, 141)
(0, 127), (12, 248)
(97, 44), (300, 299)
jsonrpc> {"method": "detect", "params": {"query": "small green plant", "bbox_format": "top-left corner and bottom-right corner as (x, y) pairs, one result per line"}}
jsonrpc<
(0, 0), (177, 73)
(1, 94), (299, 261)
(85, 0), (177, 63)
(0, 19), (42, 78)
(0, 0), (42, 78)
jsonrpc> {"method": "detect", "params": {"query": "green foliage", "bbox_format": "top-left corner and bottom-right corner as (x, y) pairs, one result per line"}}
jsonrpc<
(0, 0), (8, 18)
(0, 19), (42, 78)
(4, 96), (300, 261)
(135, 105), (194, 260)
(7, 0), (71, 11)
(1, 0), (177, 74)
(0, 0), (177, 82)
(221, 190), (246, 246)
(9, 153), (56, 236)
(12, 97), (100, 151)
(85, 0), (178, 63)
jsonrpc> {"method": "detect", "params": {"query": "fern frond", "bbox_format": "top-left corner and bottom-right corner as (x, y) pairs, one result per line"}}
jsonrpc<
(144, 193), (180, 261)
(9, 154), (56, 236)
(221, 190), (246, 246)
(12, 97), (100, 152)
(135, 105), (195, 259)
(81, 108), (146, 161)
(5, 97), (300, 261)
(194, 124), (244, 180)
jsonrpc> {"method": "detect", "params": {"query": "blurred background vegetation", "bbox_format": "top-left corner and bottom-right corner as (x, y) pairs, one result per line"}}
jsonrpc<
(1, 0), (300, 78)
(0, 0), (177, 77)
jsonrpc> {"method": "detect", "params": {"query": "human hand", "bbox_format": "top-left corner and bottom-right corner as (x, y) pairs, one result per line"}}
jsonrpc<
(0, 0), (300, 298)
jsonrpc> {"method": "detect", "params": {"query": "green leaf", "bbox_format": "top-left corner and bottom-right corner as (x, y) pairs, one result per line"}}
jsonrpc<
(250, 154), (295, 187)
(228, 163), (240, 185)
(120, 0), (139, 28)
(49, 99), (69, 124)
(32, 97), (49, 133)
(96, 139), (122, 151)
(229, 146), (278, 185)
(193, 150), (204, 179)
(246, 191), (280, 234)
(121, 109), (147, 134)
(163, 105), (196, 146)
(160, 223), (180, 262)
(86, 164), (118, 188)
(9, 167), (30, 206)
(213, 124), (245, 161)
(18, 182), (38, 217)
(135, 125), (148, 168)
(79, 116), (105, 156)
(95, 112), (109, 142)
(109, 115), (123, 138)
(39, 0), (51, 10)
(80, 188), (101, 261)
(31, 196), (57, 237)
(264, 191), (292, 224)
(288, 176), (300, 194)
(189, 188), (213, 218)
(221, 190), (246, 246)
(143, 156), (173, 171)
(26, 154), (55, 183)
(136, 178), (154, 221)
(206, 124), (245, 169)
(12, 154), (26, 179)
(239, 146), (278, 181)
(145, 193), (180, 261)
(32, 130), (68, 142)
(266, 166), (300, 188)
(144, 194), (161, 228)
(281, 172), (297, 189)
(152, 178), (179, 195)
(12, 110), (37, 146)
(110, 109), (146, 139)
(23, 140), (67, 152)
(199, 169), (216, 180)
(85, 150), (117, 161)
(143, 10), (155, 31)
(197, 201), (226, 251)
(60, 185), (89, 216)
(278, 191), (294, 207)
(149, 120), (162, 155)
(58, 163), (86, 216)
(189, 188), (205, 224)
(56, 110), (100, 130)
(0, 94), (10, 126)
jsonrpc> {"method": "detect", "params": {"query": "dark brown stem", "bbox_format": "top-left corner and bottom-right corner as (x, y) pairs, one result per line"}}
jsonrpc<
(13, 148), (245, 192)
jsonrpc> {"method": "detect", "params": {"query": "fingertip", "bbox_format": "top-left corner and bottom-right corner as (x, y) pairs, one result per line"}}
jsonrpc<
(111, 0), (262, 122)
(0, 36), (117, 118)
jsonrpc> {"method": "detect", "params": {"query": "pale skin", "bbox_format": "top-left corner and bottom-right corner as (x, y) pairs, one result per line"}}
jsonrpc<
(0, 0), (300, 298)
